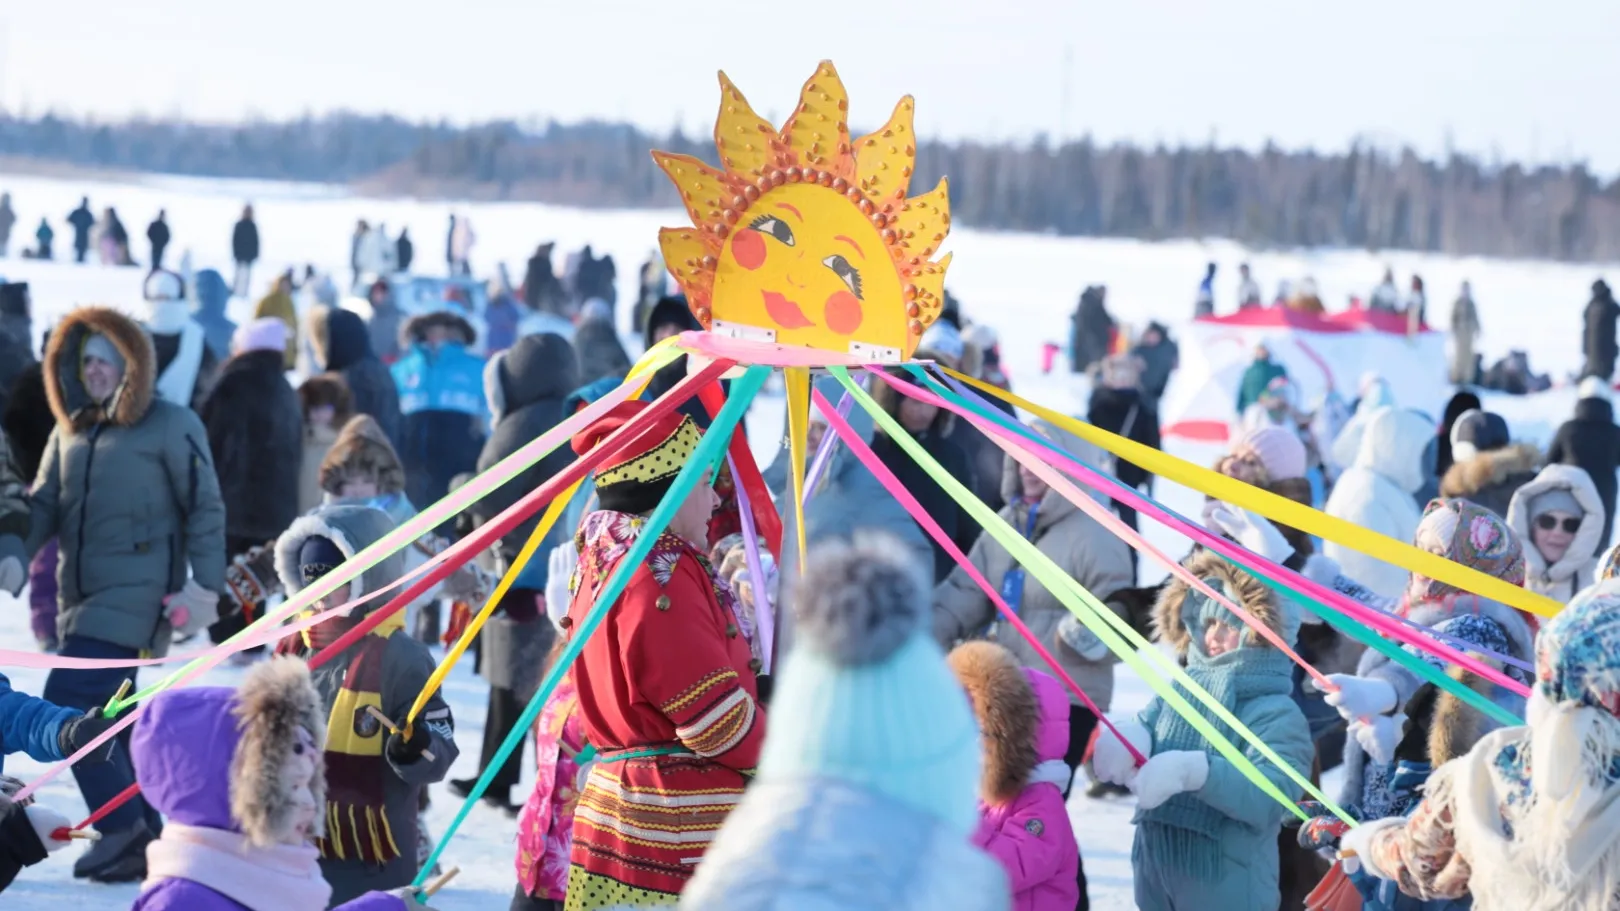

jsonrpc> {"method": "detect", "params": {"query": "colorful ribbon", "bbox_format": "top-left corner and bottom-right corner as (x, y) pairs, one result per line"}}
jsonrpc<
(945, 368), (1561, 620)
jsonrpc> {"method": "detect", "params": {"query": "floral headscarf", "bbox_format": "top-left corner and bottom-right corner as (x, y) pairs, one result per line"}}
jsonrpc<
(1412, 499), (1526, 602)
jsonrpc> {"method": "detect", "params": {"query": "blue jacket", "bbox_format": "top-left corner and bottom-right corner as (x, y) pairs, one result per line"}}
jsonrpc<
(391, 342), (488, 421)
(0, 673), (76, 773)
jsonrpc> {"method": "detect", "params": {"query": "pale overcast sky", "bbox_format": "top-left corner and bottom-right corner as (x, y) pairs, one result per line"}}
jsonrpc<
(4, 1), (1617, 170)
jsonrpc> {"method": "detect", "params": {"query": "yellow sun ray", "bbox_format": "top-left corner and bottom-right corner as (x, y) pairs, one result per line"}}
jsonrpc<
(653, 153), (741, 237)
(854, 96), (917, 212)
(657, 228), (718, 321)
(892, 177), (950, 262)
(714, 72), (778, 181)
(780, 61), (853, 179)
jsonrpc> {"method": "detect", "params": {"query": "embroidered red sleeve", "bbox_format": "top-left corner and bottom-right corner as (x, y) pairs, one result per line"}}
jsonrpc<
(1367, 796), (1472, 901)
(621, 563), (765, 771)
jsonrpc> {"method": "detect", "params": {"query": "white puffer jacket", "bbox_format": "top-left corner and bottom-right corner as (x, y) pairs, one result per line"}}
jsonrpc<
(1323, 406), (1435, 601)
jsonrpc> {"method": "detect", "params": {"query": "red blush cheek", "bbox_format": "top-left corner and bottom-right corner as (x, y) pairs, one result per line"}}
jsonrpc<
(824, 291), (863, 335)
(731, 230), (766, 271)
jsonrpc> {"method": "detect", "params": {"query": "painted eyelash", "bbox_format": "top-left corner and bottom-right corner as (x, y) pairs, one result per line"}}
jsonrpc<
(822, 254), (863, 299)
(748, 215), (794, 246)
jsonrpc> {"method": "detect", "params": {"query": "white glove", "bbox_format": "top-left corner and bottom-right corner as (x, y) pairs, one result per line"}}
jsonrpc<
(0, 555), (23, 597)
(1351, 713), (1407, 766)
(25, 804), (72, 854)
(1055, 613), (1111, 662)
(163, 579), (220, 637)
(1204, 503), (1295, 564)
(545, 544), (578, 632)
(1132, 750), (1210, 810)
(1091, 717), (1151, 786)
(1320, 674), (1398, 721)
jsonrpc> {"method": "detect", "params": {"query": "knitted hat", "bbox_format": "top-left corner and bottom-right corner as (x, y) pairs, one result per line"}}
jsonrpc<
(232, 316), (290, 355)
(1234, 426), (1307, 482)
(1529, 488), (1585, 520)
(918, 320), (965, 365)
(571, 400), (701, 515)
(82, 332), (126, 376)
(298, 536), (345, 586)
(1413, 499), (1526, 601)
(1450, 409), (1510, 463)
(758, 532), (982, 835)
(1578, 375), (1613, 403)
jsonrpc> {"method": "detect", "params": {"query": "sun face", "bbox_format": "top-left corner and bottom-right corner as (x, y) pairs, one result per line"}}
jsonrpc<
(654, 61), (951, 361)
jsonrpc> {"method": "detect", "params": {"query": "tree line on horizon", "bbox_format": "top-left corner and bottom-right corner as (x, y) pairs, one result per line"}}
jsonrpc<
(2, 111), (1618, 262)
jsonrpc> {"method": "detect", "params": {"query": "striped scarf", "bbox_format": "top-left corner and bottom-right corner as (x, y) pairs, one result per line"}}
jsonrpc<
(315, 612), (404, 866)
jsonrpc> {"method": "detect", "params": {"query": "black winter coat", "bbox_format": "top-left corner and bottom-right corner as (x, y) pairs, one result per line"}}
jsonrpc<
(1130, 327), (1179, 405)
(1548, 396), (1620, 554)
(66, 205), (93, 248)
(201, 349), (303, 542)
(470, 334), (580, 565)
(871, 427), (975, 583)
(150, 329), (221, 415)
(396, 234), (414, 272)
(316, 307), (402, 448)
(1087, 386), (1161, 490)
(1, 363), (51, 483)
(146, 219), (170, 255)
(232, 218), (259, 264)
(1585, 291), (1620, 381)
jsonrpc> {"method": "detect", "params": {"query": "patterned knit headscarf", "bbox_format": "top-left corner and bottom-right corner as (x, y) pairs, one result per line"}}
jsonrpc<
(1412, 499), (1526, 602)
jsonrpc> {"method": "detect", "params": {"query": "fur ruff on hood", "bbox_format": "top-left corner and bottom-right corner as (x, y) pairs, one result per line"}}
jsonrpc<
(947, 641), (1038, 805)
(231, 658), (328, 846)
(44, 305), (157, 431)
(1440, 442), (1542, 500)
(296, 373), (353, 423)
(1507, 463), (1606, 592)
(272, 503), (402, 610)
(1153, 549), (1287, 659)
(401, 309), (477, 348)
(318, 414), (405, 496)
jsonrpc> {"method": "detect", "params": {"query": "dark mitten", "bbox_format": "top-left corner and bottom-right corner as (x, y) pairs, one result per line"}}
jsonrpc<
(225, 545), (281, 619)
(57, 711), (118, 764)
(387, 723), (433, 765)
(1293, 813), (1353, 851)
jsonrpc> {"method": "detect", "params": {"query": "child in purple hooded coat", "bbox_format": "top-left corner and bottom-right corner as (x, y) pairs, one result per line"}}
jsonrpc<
(128, 657), (438, 911)
(950, 641), (1081, 911)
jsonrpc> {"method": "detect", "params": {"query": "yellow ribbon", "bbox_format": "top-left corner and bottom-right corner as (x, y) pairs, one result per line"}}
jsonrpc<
(785, 367), (811, 570)
(945, 368), (1562, 619)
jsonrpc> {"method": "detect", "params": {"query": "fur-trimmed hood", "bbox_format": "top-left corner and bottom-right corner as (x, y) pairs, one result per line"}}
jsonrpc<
(1398, 665), (1497, 769)
(949, 641), (1038, 804)
(43, 305), (157, 431)
(1506, 462), (1605, 591)
(318, 414), (405, 497)
(273, 503), (402, 610)
(131, 657), (326, 846)
(401, 309), (476, 349)
(1153, 549), (1297, 661)
(997, 419), (1111, 523)
(1440, 442), (1542, 501)
(296, 373), (353, 424)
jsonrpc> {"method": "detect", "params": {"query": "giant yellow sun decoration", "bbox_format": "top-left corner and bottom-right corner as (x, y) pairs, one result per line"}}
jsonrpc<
(653, 61), (952, 362)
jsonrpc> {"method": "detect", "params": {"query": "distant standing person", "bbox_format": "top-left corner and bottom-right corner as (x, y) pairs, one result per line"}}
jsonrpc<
(145, 210), (171, 270)
(349, 219), (369, 290)
(1195, 261), (1216, 317)
(1129, 321), (1180, 409)
(1236, 343), (1288, 415)
(1406, 274), (1427, 334)
(1548, 377), (1620, 554)
(67, 197), (94, 264)
(0, 192), (14, 257)
(449, 214), (474, 275)
(1370, 267), (1399, 312)
(231, 204), (259, 297)
(1450, 280), (1481, 385)
(34, 218), (53, 260)
(1584, 279), (1620, 381)
(445, 214), (457, 274)
(1236, 262), (1261, 309)
(396, 227), (414, 273)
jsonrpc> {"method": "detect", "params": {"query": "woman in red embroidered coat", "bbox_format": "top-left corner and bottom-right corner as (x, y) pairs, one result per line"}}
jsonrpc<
(561, 401), (767, 911)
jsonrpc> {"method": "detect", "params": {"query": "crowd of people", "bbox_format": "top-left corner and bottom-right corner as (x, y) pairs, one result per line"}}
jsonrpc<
(0, 210), (1618, 911)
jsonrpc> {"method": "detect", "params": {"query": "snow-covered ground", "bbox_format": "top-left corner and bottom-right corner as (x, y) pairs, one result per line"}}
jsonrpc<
(0, 169), (1611, 908)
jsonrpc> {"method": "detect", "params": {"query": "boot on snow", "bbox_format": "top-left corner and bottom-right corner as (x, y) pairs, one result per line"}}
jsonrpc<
(73, 819), (154, 882)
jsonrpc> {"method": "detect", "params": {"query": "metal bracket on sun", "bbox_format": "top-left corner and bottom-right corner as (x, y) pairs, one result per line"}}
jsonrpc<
(711, 320), (778, 344)
(847, 341), (903, 364)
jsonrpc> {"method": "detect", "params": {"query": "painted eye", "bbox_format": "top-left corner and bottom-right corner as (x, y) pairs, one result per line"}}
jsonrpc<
(748, 215), (794, 247)
(822, 255), (863, 299)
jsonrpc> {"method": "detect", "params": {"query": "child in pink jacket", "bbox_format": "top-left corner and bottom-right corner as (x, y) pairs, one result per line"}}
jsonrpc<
(950, 641), (1080, 911)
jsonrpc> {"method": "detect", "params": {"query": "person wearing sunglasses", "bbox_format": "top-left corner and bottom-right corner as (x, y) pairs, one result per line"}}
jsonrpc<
(1506, 464), (1607, 603)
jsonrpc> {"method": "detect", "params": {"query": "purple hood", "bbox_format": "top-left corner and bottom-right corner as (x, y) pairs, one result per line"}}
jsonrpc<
(131, 687), (242, 830)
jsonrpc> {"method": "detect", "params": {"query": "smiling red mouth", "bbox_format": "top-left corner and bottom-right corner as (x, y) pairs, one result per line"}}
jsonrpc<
(762, 291), (816, 329)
